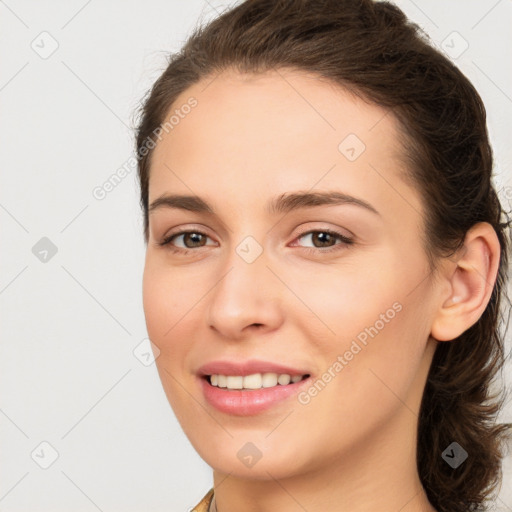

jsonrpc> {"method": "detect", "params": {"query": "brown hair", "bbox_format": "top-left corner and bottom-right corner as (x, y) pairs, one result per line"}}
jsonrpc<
(134, 1), (512, 510)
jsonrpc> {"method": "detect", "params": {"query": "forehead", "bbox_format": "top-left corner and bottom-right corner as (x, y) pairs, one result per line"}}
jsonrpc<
(149, 68), (423, 223)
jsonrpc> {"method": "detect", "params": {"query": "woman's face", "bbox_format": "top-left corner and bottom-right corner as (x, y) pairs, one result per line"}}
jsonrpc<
(143, 68), (440, 479)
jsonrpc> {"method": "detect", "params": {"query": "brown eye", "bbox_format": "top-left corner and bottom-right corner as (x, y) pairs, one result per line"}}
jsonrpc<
(294, 229), (354, 252)
(176, 232), (208, 248)
(159, 230), (216, 253)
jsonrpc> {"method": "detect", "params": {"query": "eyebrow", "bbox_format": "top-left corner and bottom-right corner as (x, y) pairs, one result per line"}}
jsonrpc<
(148, 191), (380, 217)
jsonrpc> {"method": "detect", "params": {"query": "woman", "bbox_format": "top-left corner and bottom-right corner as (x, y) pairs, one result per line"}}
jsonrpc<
(135, 0), (511, 510)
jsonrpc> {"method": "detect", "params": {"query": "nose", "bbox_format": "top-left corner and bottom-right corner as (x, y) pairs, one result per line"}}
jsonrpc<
(206, 250), (284, 340)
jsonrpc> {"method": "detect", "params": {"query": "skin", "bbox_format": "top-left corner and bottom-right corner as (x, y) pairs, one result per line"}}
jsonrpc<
(142, 68), (500, 512)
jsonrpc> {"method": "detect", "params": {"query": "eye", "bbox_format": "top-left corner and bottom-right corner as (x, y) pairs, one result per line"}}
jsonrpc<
(292, 229), (354, 253)
(159, 230), (216, 254)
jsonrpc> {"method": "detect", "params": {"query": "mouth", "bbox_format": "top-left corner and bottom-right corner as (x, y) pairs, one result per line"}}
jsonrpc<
(199, 372), (312, 416)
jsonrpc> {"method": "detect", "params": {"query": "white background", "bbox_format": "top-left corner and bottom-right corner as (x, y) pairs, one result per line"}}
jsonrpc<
(1, 1), (511, 510)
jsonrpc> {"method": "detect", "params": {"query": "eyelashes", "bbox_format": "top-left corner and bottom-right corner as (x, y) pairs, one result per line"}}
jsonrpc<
(158, 228), (354, 256)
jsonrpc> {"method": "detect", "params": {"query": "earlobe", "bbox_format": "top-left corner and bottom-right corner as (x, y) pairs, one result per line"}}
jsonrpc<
(430, 222), (500, 342)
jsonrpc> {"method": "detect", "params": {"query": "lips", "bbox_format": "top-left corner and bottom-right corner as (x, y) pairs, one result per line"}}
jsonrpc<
(196, 359), (313, 415)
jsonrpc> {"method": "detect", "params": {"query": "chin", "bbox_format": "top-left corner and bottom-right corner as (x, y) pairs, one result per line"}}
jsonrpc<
(193, 438), (310, 481)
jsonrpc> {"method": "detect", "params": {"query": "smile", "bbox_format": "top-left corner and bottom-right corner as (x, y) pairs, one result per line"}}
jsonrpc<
(207, 372), (308, 390)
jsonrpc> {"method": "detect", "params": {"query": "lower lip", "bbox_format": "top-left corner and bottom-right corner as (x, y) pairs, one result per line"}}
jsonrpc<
(199, 376), (311, 416)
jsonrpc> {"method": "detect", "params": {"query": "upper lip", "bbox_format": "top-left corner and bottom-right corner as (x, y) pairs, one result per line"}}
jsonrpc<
(197, 359), (311, 377)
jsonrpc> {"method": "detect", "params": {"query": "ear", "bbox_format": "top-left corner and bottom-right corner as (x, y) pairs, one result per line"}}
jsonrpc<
(430, 222), (501, 342)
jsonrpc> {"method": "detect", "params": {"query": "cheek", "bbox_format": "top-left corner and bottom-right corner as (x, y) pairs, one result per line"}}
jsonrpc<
(142, 267), (171, 345)
(142, 260), (203, 422)
(288, 256), (402, 344)
(291, 252), (429, 406)
(142, 260), (198, 385)
(142, 257), (202, 342)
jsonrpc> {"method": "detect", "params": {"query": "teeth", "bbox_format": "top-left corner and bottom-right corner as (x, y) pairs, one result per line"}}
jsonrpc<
(208, 372), (307, 390)
(226, 376), (243, 389)
(278, 374), (291, 385)
(243, 373), (262, 389)
(262, 373), (278, 388)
